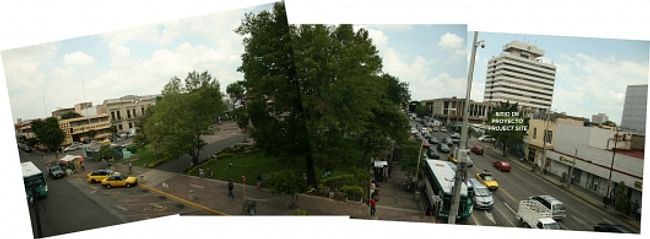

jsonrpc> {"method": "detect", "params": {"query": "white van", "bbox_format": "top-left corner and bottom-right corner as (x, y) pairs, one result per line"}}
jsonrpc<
(529, 195), (566, 220)
(469, 178), (494, 210)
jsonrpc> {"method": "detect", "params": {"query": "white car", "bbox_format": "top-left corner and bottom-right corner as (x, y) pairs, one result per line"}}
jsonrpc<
(479, 135), (496, 143)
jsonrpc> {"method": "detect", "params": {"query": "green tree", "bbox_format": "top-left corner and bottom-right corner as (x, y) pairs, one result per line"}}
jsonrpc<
(60, 111), (82, 120)
(142, 71), (225, 165)
(266, 170), (307, 209)
(98, 144), (113, 161)
(31, 117), (65, 156)
(86, 129), (97, 142)
(486, 101), (528, 156)
(415, 103), (429, 117)
(237, 3), (404, 186)
(602, 120), (617, 127)
(226, 81), (251, 140)
(614, 181), (631, 213)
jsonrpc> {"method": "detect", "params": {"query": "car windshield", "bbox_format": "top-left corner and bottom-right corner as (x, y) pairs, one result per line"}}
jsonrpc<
(483, 175), (494, 181)
(475, 188), (491, 197)
(554, 204), (565, 211)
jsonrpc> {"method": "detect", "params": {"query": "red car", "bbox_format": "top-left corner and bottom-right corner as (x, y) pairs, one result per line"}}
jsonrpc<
(493, 160), (511, 172)
(470, 146), (484, 155)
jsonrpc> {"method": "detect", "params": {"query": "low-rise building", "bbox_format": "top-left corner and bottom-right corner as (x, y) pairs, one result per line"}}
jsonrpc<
(59, 114), (112, 145)
(420, 97), (494, 124)
(99, 95), (158, 133)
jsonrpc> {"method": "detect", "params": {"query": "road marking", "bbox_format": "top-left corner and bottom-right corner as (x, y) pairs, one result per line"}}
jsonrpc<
(498, 187), (518, 204)
(471, 212), (481, 226)
(493, 203), (516, 226)
(115, 205), (129, 211)
(570, 215), (592, 229)
(602, 217), (613, 224)
(246, 197), (268, 202)
(189, 184), (204, 189)
(138, 183), (227, 216)
(503, 202), (516, 215)
(484, 210), (496, 224)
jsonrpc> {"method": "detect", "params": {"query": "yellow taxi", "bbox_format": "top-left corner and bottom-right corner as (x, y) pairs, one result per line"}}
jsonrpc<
(87, 169), (114, 183)
(475, 169), (499, 190)
(101, 173), (138, 188)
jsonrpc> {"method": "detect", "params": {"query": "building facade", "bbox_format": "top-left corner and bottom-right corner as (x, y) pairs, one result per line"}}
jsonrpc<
(59, 114), (112, 145)
(591, 113), (609, 124)
(420, 97), (494, 124)
(100, 95), (158, 133)
(51, 107), (75, 119)
(527, 113), (643, 208)
(621, 84), (647, 134)
(483, 41), (557, 114)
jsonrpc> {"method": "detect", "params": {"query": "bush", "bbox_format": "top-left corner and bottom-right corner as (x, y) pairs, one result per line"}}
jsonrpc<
(294, 208), (309, 215)
(147, 159), (168, 168)
(340, 185), (364, 201)
(320, 174), (357, 191)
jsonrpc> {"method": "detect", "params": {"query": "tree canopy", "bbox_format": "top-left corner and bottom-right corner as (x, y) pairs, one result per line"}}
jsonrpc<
(139, 71), (225, 164)
(486, 101), (528, 156)
(236, 2), (409, 186)
(31, 117), (65, 153)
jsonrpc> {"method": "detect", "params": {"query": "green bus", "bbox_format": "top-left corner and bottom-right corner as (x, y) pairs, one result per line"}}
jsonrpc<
(21, 161), (48, 202)
(422, 159), (473, 220)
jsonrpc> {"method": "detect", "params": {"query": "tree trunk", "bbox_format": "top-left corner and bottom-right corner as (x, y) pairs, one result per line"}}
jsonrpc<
(305, 153), (316, 186)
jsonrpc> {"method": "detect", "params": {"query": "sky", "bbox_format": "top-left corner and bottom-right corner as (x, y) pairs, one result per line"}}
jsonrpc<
(471, 32), (649, 125)
(1, 3), (274, 122)
(356, 25), (468, 101)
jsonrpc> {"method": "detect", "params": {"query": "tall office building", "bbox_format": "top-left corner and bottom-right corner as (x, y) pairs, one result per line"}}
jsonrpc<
(484, 41), (557, 114)
(591, 113), (609, 124)
(621, 84), (647, 134)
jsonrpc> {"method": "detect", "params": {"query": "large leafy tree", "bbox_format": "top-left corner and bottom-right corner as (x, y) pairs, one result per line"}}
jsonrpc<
(237, 2), (408, 186)
(31, 117), (65, 156)
(486, 101), (528, 156)
(143, 71), (225, 165)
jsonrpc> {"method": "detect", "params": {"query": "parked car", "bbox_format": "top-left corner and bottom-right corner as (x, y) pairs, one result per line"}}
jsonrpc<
(101, 173), (138, 188)
(19, 143), (32, 152)
(478, 135), (496, 143)
(593, 223), (633, 233)
(493, 160), (512, 172)
(476, 169), (499, 190)
(440, 127), (448, 133)
(87, 169), (115, 183)
(48, 165), (66, 179)
(470, 145), (484, 155)
(444, 137), (454, 146)
(529, 195), (566, 220)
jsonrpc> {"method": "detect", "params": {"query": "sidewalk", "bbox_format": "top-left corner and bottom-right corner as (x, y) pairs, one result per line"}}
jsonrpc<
(135, 168), (430, 222)
(489, 147), (641, 231)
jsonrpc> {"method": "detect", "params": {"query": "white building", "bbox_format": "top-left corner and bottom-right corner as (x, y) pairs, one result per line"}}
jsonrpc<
(483, 41), (557, 114)
(591, 113), (609, 124)
(621, 84), (647, 134)
(545, 121), (643, 206)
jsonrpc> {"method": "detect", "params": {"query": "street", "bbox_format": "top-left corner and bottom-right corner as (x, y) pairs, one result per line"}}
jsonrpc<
(414, 120), (640, 233)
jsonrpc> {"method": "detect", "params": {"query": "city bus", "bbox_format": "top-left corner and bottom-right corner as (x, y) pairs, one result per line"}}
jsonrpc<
(422, 159), (473, 220)
(21, 161), (48, 202)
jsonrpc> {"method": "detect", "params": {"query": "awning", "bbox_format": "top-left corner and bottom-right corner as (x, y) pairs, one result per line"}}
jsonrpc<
(373, 160), (388, 168)
(59, 154), (82, 163)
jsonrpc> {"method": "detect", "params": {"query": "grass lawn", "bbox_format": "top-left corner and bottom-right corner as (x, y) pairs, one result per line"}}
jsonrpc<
(190, 150), (304, 186)
(130, 145), (166, 168)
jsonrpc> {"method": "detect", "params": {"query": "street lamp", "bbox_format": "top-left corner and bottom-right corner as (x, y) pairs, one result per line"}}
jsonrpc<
(605, 127), (620, 207)
(448, 31), (483, 224)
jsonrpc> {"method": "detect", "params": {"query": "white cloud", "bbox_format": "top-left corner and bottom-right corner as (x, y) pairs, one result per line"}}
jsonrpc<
(438, 32), (466, 60)
(2, 43), (58, 92)
(63, 51), (96, 67)
(553, 53), (648, 123)
(355, 25), (389, 51)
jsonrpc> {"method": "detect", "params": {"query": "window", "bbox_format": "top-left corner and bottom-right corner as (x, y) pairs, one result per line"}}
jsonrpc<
(127, 110), (131, 119)
(132, 109), (137, 117)
(128, 122), (133, 129)
(117, 111), (121, 120)
(118, 124), (123, 131)
(111, 112), (116, 121)
(545, 130), (553, 143)
(533, 128), (537, 139)
(141, 107), (145, 115)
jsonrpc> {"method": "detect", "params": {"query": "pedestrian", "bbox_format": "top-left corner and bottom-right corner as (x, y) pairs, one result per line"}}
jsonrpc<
(369, 196), (377, 216)
(369, 180), (376, 201)
(256, 174), (263, 190)
(198, 167), (204, 178)
(128, 161), (132, 174)
(227, 180), (235, 199)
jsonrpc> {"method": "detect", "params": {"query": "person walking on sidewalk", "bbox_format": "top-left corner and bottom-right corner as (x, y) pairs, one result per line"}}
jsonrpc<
(128, 161), (132, 175)
(227, 180), (235, 199)
(256, 174), (263, 190)
(369, 196), (377, 216)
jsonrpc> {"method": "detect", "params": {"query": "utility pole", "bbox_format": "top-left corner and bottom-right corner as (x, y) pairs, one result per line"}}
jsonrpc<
(566, 149), (577, 188)
(31, 185), (43, 238)
(605, 128), (619, 207)
(449, 31), (481, 224)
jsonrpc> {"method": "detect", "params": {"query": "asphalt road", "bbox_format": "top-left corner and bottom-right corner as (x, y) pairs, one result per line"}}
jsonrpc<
(155, 134), (245, 173)
(414, 121), (639, 233)
(18, 150), (122, 238)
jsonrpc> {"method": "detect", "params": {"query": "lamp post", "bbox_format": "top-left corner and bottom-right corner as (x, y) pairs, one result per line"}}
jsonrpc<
(449, 31), (482, 224)
(605, 128), (620, 207)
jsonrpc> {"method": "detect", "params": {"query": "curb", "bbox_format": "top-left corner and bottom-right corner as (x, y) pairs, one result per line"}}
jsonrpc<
(138, 183), (229, 216)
